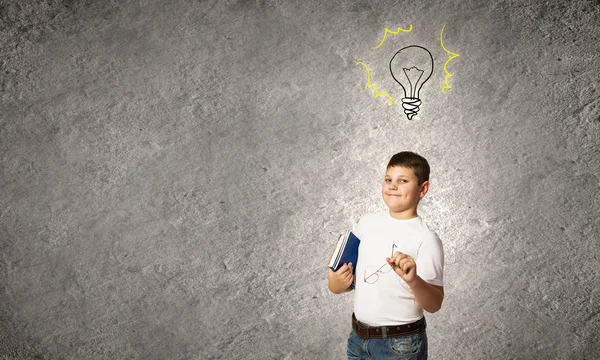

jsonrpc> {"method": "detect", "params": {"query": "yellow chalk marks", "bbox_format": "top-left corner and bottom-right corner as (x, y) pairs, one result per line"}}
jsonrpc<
(440, 24), (460, 93)
(372, 25), (413, 50)
(357, 61), (393, 106)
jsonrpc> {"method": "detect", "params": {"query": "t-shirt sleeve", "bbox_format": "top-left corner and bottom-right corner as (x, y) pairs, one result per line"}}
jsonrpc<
(352, 217), (364, 240)
(416, 231), (444, 287)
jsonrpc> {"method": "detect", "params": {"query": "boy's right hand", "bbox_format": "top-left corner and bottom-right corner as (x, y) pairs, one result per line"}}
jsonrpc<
(327, 263), (354, 294)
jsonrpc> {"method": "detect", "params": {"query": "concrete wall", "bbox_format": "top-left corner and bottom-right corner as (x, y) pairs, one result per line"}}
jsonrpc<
(1, 0), (598, 359)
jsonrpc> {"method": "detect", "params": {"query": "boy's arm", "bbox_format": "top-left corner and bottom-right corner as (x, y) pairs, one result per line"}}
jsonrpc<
(387, 253), (444, 313)
(406, 276), (444, 313)
(327, 263), (354, 294)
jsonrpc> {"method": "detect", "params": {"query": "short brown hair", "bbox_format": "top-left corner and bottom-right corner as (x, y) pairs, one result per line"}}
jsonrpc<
(387, 151), (430, 185)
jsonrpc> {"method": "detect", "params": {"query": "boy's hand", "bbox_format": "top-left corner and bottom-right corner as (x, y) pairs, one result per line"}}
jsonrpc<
(327, 263), (354, 293)
(387, 252), (416, 285)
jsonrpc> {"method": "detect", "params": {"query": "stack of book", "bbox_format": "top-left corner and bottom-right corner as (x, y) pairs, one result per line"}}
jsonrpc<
(328, 230), (361, 288)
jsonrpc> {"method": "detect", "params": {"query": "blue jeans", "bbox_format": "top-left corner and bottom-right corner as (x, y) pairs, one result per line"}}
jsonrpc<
(346, 328), (428, 360)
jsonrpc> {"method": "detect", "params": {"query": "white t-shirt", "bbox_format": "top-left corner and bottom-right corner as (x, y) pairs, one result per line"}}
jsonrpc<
(352, 211), (444, 326)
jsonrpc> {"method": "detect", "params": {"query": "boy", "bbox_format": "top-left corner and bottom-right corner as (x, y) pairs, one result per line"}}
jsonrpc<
(328, 151), (444, 360)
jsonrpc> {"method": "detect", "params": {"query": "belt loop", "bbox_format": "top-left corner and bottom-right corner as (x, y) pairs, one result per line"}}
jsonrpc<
(381, 326), (387, 339)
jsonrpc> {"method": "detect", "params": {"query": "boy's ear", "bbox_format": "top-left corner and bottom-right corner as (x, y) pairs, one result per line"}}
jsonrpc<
(419, 181), (430, 198)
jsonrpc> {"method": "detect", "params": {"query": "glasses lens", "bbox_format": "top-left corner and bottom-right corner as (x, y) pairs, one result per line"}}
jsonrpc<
(364, 268), (379, 284)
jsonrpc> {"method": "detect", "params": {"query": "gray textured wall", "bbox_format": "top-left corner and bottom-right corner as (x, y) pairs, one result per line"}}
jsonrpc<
(1, 0), (599, 359)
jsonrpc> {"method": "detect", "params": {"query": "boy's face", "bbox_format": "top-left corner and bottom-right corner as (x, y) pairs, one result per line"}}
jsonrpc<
(381, 166), (430, 219)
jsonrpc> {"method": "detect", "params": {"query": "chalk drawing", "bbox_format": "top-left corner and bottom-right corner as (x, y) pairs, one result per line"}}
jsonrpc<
(372, 25), (413, 50)
(357, 24), (461, 118)
(357, 61), (393, 106)
(440, 24), (460, 93)
(390, 45), (434, 120)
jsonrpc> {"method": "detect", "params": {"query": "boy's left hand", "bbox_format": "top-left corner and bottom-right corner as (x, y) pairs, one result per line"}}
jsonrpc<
(386, 252), (416, 285)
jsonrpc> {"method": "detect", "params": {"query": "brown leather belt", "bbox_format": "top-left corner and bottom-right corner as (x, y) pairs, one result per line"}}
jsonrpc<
(352, 313), (425, 339)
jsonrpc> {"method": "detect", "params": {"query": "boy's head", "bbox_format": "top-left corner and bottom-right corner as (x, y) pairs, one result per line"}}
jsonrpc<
(382, 152), (431, 219)
(386, 151), (430, 185)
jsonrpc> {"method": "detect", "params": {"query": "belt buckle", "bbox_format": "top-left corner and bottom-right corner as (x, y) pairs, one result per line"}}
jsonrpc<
(358, 326), (370, 339)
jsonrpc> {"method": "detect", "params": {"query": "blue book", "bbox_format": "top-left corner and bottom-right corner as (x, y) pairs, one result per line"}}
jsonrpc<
(328, 231), (361, 288)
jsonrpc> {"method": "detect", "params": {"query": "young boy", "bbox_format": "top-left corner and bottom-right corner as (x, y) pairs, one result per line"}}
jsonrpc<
(328, 151), (444, 360)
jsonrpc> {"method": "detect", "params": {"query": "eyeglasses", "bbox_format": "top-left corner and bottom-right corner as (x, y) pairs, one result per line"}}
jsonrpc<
(363, 245), (414, 294)
(364, 263), (393, 284)
(364, 244), (398, 284)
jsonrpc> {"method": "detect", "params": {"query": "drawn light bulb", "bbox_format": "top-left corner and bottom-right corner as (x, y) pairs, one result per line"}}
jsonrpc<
(389, 45), (434, 120)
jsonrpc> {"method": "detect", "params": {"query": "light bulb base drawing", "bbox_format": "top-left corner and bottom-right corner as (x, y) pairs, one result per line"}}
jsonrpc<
(401, 97), (422, 120)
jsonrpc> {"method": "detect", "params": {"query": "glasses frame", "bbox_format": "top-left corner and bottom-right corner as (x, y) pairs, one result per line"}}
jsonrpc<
(363, 244), (399, 284)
